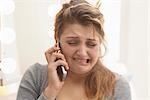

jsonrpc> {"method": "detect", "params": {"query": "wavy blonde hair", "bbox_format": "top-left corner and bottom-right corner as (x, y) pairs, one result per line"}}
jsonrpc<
(54, 0), (116, 99)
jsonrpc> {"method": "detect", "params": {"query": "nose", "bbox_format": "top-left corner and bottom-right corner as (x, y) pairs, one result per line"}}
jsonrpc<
(76, 45), (88, 57)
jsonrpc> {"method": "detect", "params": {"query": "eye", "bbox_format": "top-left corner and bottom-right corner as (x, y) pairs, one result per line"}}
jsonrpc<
(87, 42), (97, 47)
(67, 40), (79, 46)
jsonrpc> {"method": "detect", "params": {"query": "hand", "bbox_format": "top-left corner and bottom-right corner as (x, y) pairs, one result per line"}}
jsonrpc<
(44, 45), (69, 99)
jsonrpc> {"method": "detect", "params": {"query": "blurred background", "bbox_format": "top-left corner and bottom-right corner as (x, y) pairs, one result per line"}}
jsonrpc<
(0, 0), (149, 100)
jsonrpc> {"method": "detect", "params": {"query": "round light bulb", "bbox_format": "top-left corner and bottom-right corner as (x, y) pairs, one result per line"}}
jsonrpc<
(0, 0), (15, 15)
(0, 58), (17, 74)
(0, 27), (16, 44)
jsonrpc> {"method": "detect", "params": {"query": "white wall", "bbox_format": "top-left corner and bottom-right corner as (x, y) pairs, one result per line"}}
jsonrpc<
(148, 0), (150, 98)
(13, 0), (149, 99)
(120, 0), (149, 99)
(14, 0), (54, 73)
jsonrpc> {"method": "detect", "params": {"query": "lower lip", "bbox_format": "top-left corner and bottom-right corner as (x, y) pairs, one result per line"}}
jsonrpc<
(74, 59), (89, 66)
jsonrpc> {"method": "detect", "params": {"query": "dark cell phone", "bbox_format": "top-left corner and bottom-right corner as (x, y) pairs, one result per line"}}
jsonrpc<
(55, 42), (67, 81)
(56, 64), (67, 81)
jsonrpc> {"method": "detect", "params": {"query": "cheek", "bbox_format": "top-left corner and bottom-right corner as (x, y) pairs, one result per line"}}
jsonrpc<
(61, 45), (74, 57)
(89, 48), (100, 64)
(91, 47), (100, 57)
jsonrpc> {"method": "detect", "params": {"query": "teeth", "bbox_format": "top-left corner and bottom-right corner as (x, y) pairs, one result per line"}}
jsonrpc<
(78, 59), (86, 63)
(74, 58), (89, 64)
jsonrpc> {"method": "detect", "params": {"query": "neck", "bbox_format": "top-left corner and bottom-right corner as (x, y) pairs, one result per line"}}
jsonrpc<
(57, 71), (90, 100)
(65, 70), (89, 85)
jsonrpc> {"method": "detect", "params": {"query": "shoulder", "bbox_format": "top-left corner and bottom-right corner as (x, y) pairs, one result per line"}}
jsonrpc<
(24, 62), (48, 82)
(27, 63), (48, 73)
(23, 63), (47, 79)
(22, 62), (48, 81)
(17, 63), (48, 99)
(23, 63), (48, 86)
(20, 63), (48, 93)
(115, 75), (130, 88)
(114, 75), (131, 100)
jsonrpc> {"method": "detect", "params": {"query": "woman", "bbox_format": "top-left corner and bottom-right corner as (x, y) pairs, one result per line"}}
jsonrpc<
(17, 0), (131, 100)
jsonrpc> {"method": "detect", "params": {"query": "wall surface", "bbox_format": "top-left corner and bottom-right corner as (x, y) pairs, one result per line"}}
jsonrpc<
(14, 0), (52, 73)
(120, 0), (149, 99)
(12, 0), (150, 100)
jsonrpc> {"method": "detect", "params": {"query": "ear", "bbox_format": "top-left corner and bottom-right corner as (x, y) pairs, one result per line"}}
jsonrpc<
(99, 43), (107, 58)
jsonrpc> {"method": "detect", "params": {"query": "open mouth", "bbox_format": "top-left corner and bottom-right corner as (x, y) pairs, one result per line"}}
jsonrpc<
(73, 58), (90, 65)
(86, 59), (90, 63)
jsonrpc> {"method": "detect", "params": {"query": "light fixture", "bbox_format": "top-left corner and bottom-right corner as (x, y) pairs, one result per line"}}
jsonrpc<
(0, 58), (16, 74)
(0, 0), (15, 15)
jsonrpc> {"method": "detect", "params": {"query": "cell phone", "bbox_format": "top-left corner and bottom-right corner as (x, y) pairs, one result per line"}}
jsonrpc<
(55, 42), (67, 81)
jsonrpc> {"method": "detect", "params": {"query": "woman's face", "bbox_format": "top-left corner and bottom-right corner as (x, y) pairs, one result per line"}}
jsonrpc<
(60, 23), (100, 75)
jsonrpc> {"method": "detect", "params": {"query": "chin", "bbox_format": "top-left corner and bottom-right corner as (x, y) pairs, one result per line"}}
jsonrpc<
(70, 67), (93, 75)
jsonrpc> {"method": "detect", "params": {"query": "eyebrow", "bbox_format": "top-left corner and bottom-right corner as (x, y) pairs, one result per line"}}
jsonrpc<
(66, 37), (97, 41)
(66, 36), (79, 39)
(87, 38), (97, 41)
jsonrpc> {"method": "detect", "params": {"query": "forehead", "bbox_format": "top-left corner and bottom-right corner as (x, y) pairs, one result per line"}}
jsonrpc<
(61, 23), (100, 40)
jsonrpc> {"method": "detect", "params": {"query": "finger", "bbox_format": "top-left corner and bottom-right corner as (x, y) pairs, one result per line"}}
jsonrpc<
(55, 60), (69, 70)
(49, 52), (65, 64)
(45, 46), (60, 55)
(48, 52), (69, 70)
(45, 47), (60, 63)
(52, 52), (66, 62)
